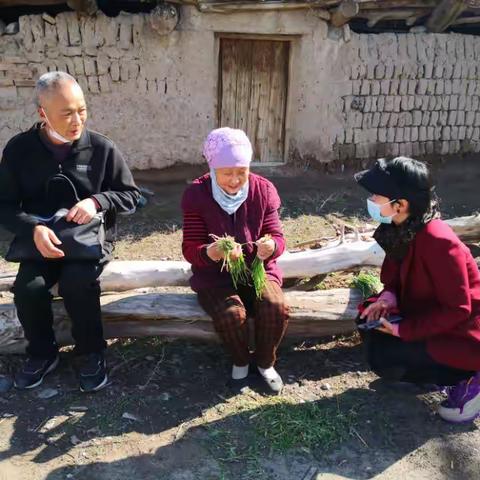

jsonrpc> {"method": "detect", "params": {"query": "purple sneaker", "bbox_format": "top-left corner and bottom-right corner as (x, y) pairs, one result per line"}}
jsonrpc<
(437, 373), (480, 423)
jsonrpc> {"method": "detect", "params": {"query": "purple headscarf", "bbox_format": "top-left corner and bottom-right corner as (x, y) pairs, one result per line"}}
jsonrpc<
(203, 127), (253, 169)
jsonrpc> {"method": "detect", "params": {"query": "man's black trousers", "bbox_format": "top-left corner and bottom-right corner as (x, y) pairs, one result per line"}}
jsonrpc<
(13, 260), (107, 359)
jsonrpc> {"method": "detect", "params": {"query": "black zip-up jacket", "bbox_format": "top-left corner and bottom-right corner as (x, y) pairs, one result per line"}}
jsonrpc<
(0, 124), (140, 247)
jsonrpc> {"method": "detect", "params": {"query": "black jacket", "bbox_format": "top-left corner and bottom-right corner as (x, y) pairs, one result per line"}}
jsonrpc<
(0, 124), (140, 245)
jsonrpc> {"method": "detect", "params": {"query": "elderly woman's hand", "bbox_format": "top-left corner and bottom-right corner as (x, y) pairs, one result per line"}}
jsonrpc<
(206, 241), (242, 262)
(256, 235), (275, 260)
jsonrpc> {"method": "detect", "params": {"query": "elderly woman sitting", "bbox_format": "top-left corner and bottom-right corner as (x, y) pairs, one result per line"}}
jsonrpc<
(181, 128), (289, 393)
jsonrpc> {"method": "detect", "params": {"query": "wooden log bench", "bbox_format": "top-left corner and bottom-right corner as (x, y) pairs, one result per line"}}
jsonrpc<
(0, 214), (478, 354)
(0, 289), (362, 354)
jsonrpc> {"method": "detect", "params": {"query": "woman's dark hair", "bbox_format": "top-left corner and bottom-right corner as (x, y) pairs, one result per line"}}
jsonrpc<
(380, 156), (435, 219)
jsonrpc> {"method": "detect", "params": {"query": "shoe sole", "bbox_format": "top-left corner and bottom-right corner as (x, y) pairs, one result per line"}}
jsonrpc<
(438, 410), (480, 423)
(14, 356), (60, 390)
(438, 394), (480, 423)
(79, 374), (108, 394)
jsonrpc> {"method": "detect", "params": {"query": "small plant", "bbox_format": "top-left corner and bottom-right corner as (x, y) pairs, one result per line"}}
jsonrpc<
(351, 272), (382, 299)
(251, 235), (271, 299)
(251, 257), (266, 299)
(210, 234), (249, 289)
(210, 234), (270, 298)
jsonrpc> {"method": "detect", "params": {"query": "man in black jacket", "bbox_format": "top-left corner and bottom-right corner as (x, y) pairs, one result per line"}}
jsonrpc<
(0, 71), (140, 393)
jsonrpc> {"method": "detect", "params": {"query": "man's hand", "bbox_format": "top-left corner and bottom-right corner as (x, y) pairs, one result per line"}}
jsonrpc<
(33, 225), (64, 259)
(66, 198), (97, 224)
(256, 235), (275, 260)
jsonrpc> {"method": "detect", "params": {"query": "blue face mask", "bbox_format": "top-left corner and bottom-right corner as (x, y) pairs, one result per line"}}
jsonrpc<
(367, 198), (396, 224)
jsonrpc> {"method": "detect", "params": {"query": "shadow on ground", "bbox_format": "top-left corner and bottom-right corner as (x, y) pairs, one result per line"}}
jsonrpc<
(0, 337), (478, 480)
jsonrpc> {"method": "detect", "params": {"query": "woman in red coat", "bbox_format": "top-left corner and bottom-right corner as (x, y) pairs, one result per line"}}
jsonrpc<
(355, 157), (480, 423)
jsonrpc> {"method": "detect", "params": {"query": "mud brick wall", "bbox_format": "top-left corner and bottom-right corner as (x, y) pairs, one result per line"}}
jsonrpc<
(334, 33), (480, 163)
(0, 10), (478, 168)
(0, 10), (195, 169)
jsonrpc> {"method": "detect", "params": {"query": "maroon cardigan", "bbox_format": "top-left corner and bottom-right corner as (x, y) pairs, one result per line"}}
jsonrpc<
(181, 173), (285, 292)
(381, 219), (480, 371)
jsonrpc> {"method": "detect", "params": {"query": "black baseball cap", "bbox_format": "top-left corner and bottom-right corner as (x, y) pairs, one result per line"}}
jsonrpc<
(355, 159), (406, 200)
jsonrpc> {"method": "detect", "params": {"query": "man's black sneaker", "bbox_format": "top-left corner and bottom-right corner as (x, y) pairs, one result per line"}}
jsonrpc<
(76, 353), (108, 393)
(14, 356), (59, 390)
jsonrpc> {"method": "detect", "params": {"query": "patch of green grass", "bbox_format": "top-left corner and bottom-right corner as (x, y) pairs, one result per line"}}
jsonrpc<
(350, 272), (382, 299)
(203, 392), (358, 478)
(206, 425), (266, 480)
(252, 398), (356, 453)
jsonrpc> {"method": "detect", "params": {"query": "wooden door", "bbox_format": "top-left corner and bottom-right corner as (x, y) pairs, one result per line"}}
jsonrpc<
(219, 37), (289, 164)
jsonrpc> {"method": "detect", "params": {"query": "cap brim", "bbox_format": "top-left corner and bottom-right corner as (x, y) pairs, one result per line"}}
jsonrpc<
(354, 167), (402, 199)
(354, 169), (378, 194)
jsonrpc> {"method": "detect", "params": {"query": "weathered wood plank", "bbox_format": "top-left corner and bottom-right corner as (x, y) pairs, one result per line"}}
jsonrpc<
(0, 289), (362, 353)
(219, 39), (238, 127)
(253, 41), (272, 163)
(247, 41), (262, 161)
(267, 41), (289, 164)
(235, 39), (253, 133)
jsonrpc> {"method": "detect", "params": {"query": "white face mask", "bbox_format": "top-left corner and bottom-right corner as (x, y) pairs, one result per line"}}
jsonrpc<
(41, 108), (72, 144)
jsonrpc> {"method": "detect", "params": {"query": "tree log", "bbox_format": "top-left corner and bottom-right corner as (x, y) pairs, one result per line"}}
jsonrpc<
(445, 214), (480, 241)
(331, 0), (359, 27)
(426, 0), (466, 32)
(0, 289), (362, 353)
(0, 214), (479, 293)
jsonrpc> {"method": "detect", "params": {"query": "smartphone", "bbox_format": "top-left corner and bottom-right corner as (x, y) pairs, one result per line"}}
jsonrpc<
(358, 314), (403, 331)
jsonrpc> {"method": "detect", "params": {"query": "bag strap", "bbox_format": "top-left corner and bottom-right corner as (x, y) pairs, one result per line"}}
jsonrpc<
(45, 173), (81, 203)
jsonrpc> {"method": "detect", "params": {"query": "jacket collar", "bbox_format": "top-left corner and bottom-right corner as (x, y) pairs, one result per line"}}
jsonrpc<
(72, 127), (92, 151)
(32, 122), (92, 152)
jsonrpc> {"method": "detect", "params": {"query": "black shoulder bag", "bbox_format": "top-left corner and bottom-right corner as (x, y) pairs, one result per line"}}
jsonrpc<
(5, 174), (106, 262)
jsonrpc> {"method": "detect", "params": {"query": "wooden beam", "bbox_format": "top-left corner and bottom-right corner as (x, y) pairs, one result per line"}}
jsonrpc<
(357, 8), (431, 27)
(331, 0), (359, 27)
(0, 289), (362, 353)
(359, 0), (437, 8)
(426, 0), (467, 32)
(0, 0), (97, 11)
(452, 15), (480, 25)
(0, 0), (64, 6)
(197, 1), (331, 18)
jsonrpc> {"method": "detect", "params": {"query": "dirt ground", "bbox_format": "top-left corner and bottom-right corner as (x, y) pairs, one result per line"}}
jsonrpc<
(0, 160), (480, 480)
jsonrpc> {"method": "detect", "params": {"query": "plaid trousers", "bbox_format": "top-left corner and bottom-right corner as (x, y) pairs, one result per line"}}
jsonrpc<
(197, 280), (289, 368)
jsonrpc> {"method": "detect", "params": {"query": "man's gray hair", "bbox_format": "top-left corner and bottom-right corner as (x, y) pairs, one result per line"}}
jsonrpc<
(34, 71), (81, 107)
